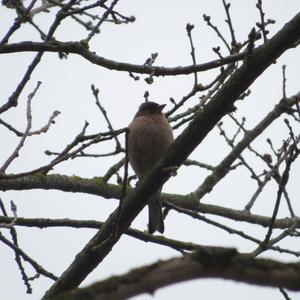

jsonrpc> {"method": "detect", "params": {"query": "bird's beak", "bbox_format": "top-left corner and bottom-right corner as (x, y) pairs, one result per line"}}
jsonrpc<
(158, 104), (166, 111)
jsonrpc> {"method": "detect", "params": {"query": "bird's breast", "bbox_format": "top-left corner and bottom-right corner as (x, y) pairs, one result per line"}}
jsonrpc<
(128, 115), (173, 178)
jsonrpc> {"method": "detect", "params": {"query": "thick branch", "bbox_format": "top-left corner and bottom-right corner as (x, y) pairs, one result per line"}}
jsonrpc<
(41, 11), (300, 299)
(0, 174), (299, 229)
(50, 247), (300, 300)
(0, 174), (121, 199)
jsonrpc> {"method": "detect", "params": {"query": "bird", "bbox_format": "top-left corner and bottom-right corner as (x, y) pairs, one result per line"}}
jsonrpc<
(128, 101), (174, 234)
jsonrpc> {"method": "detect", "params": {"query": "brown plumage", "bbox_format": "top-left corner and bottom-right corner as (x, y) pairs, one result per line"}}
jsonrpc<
(128, 101), (173, 233)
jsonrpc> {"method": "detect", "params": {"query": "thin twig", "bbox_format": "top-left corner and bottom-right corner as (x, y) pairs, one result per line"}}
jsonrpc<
(0, 0), (78, 114)
(0, 127), (126, 180)
(256, 0), (268, 43)
(222, 0), (238, 52)
(84, 0), (120, 43)
(194, 93), (300, 200)
(0, 200), (17, 228)
(115, 128), (130, 234)
(0, 232), (58, 281)
(282, 65), (287, 98)
(167, 202), (299, 257)
(186, 23), (198, 86)
(91, 84), (121, 151)
(0, 199), (33, 293)
(0, 0), (38, 47)
(217, 121), (262, 185)
(203, 14), (231, 52)
(1, 81), (41, 173)
(0, 110), (60, 137)
(103, 158), (125, 182)
(259, 145), (300, 251)
(279, 287), (292, 300)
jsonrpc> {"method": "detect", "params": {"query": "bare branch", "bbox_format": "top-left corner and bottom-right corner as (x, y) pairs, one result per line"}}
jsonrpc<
(0, 0), (78, 114)
(0, 41), (247, 76)
(0, 215), (201, 253)
(194, 93), (300, 200)
(83, 0), (120, 43)
(0, 232), (58, 281)
(41, 14), (300, 297)
(0, 173), (299, 230)
(0, 110), (60, 137)
(256, 0), (268, 43)
(48, 247), (300, 300)
(0, 200), (17, 228)
(91, 84), (122, 151)
(0, 81), (41, 173)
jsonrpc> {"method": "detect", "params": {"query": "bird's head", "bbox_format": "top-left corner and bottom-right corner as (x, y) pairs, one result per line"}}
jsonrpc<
(134, 101), (166, 118)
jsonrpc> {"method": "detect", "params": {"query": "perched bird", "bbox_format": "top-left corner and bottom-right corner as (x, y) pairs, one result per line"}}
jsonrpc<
(128, 101), (174, 234)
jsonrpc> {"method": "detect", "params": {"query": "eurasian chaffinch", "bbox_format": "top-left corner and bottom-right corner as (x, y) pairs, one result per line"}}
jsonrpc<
(128, 101), (173, 233)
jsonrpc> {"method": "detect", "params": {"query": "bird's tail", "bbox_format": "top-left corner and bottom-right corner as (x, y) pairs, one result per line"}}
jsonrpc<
(148, 190), (164, 234)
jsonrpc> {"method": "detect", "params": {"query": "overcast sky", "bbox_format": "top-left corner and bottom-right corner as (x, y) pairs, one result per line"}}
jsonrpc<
(1, 1), (300, 299)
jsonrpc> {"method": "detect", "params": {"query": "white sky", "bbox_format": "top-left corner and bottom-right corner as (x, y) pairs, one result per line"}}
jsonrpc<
(0, 1), (300, 299)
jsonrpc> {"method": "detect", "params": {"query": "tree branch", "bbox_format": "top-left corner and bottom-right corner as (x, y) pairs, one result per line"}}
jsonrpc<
(49, 247), (300, 300)
(41, 11), (300, 299)
(0, 216), (201, 253)
(0, 40), (246, 76)
(0, 174), (299, 230)
(194, 93), (300, 200)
